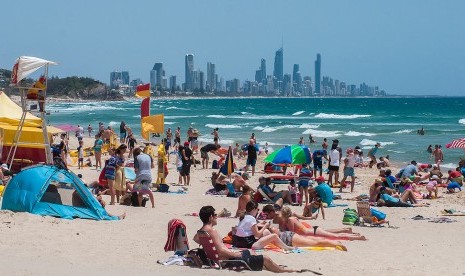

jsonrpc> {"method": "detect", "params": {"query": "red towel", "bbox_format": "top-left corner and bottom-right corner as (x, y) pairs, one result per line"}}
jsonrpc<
(164, 219), (189, 252)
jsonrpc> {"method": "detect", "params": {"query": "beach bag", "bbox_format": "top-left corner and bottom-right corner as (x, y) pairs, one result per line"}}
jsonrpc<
(370, 208), (386, 221)
(342, 208), (359, 225)
(212, 160), (218, 169)
(159, 183), (170, 193)
(226, 183), (236, 197)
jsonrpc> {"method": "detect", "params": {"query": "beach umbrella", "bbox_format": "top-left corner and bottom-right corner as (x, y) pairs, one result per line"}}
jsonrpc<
(220, 146), (234, 176)
(446, 138), (465, 149)
(264, 144), (311, 165)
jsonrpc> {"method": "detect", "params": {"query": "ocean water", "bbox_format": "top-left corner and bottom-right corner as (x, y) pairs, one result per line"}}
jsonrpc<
(47, 97), (465, 168)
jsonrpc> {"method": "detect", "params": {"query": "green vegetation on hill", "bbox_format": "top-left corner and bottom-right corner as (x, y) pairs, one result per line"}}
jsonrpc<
(0, 69), (122, 100)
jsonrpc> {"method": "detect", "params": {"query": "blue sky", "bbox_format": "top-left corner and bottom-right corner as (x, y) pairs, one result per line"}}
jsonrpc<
(1, 0), (464, 95)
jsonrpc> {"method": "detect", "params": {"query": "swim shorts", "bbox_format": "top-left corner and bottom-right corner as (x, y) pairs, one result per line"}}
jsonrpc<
(201, 150), (208, 159)
(328, 165), (339, 172)
(246, 158), (257, 167)
(343, 167), (354, 177)
(298, 179), (310, 188)
(313, 162), (322, 170)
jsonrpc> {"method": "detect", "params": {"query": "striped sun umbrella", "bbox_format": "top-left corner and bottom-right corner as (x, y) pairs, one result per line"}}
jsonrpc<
(446, 138), (465, 149)
(219, 146), (234, 176)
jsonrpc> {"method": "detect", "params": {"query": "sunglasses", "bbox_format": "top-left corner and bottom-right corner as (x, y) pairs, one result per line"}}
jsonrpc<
(213, 213), (218, 217)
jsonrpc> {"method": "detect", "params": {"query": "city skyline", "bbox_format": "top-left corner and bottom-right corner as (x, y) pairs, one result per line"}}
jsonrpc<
(110, 50), (385, 97)
(1, 1), (465, 95)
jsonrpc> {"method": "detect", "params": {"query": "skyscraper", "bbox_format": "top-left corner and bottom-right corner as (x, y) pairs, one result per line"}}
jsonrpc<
(292, 64), (302, 93)
(273, 48), (283, 88)
(110, 71), (129, 89)
(207, 62), (216, 92)
(185, 54), (194, 91)
(260, 58), (266, 82)
(152, 63), (165, 89)
(315, 53), (321, 94)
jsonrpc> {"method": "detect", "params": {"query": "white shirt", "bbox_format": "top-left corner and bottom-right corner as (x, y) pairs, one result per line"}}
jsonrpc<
(345, 154), (356, 168)
(235, 214), (257, 237)
(329, 149), (340, 166)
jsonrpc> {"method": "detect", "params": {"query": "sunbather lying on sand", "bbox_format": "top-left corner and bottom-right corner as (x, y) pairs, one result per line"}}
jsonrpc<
(263, 205), (366, 241)
(377, 187), (429, 207)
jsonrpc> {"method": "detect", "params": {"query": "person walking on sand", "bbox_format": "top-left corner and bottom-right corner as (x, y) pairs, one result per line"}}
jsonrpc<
(181, 141), (194, 185)
(340, 148), (356, 192)
(174, 126), (181, 147)
(367, 142), (381, 168)
(245, 139), (258, 176)
(93, 134), (103, 170)
(132, 147), (155, 208)
(87, 124), (93, 137)
(328, 144), (341, 187)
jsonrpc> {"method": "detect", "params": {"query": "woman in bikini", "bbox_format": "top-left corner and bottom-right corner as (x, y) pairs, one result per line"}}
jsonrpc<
(279, 206), (366, 241)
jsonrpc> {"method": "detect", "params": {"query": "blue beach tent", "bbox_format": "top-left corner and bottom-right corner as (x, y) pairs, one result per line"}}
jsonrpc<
(1, 165), (119, 220)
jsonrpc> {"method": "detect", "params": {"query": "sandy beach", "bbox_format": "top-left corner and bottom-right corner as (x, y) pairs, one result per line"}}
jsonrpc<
(1, 136), (465, 276)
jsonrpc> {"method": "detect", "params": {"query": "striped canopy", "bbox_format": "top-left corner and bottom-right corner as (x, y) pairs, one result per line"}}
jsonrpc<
(446, 138), (465, 149)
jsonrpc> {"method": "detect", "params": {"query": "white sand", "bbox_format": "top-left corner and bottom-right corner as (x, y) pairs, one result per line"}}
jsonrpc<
(1, 137), (464, 275)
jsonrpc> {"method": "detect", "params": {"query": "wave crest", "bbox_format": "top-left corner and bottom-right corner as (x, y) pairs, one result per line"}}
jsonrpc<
(314, 113), (371, 119)
(205, 124), (241, 129)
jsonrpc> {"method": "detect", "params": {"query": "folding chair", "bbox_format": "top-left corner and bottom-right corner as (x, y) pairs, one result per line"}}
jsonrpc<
(356, 201), (389, 227)
(196, 230), (251, 271)
(257, 187), (274, 204)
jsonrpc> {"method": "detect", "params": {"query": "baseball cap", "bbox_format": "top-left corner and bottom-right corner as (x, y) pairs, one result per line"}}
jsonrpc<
(1, 164), (8, 169)
(332, 139), (339, 144)
(184, 141), (190, 146)
(315, 176), (325, 182)
(411, 160), (417, 165)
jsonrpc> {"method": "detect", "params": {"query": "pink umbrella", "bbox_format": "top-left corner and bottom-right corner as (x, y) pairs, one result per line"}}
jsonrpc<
(55, 124), (79, 133)
(446, 138), (465, 149)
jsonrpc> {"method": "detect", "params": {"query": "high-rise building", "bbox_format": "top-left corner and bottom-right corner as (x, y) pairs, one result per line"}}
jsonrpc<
(150, 70), (157, 89)
(260, 59), (266, 84)
(292, 64), (302, 93)
(199, 71), (205, 92)
(169, 75), (176, 90)
(315, 54), (321, 94)
(185, 54), (194, 91)
(273, 48), (283, 87)
(110, 71), (129, 89)
(152, 63), (165, 89)
(207, 62), (216, 92)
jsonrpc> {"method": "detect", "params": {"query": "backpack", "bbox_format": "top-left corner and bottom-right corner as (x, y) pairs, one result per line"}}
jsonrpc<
(342, 208), (359, 225)
(212, 160), (218, 169)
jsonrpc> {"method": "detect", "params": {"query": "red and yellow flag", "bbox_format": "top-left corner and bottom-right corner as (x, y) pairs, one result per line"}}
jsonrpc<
(136, 83), (150, 98)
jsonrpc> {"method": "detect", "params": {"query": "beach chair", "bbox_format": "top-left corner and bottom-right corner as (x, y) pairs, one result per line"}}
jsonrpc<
(257, 187), (274, 204)
(356, 201), (389, 227)
(196, 230), (251, 271)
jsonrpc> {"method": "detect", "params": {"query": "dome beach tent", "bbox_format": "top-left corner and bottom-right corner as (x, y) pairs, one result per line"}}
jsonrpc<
(1, 165), (119, 220)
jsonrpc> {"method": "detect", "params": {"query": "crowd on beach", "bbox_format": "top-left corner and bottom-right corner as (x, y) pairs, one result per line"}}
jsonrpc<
(2, 119), (457, 273)
(2, 119), (464, 273)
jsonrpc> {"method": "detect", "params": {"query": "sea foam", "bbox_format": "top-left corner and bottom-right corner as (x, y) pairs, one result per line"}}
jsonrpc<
(393, 129), (413, 134)
(292, 111), (305, 116)
(205, 124), (241, 129)
(302, 129), (341, 137)
(314, 113), (371, 119)
(459, 119), (465, 125)
(360, 139), (395, 146)
(344, 131), (376, 137)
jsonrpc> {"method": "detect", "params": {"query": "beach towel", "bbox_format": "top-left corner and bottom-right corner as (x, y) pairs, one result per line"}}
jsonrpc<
(164, 219), (189, 253)
(222, 235), (339, 252)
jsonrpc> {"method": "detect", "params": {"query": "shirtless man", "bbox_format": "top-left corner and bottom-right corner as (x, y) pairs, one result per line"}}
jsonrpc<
(433, 145), (444, 170)
(193, 206), (300, 273)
